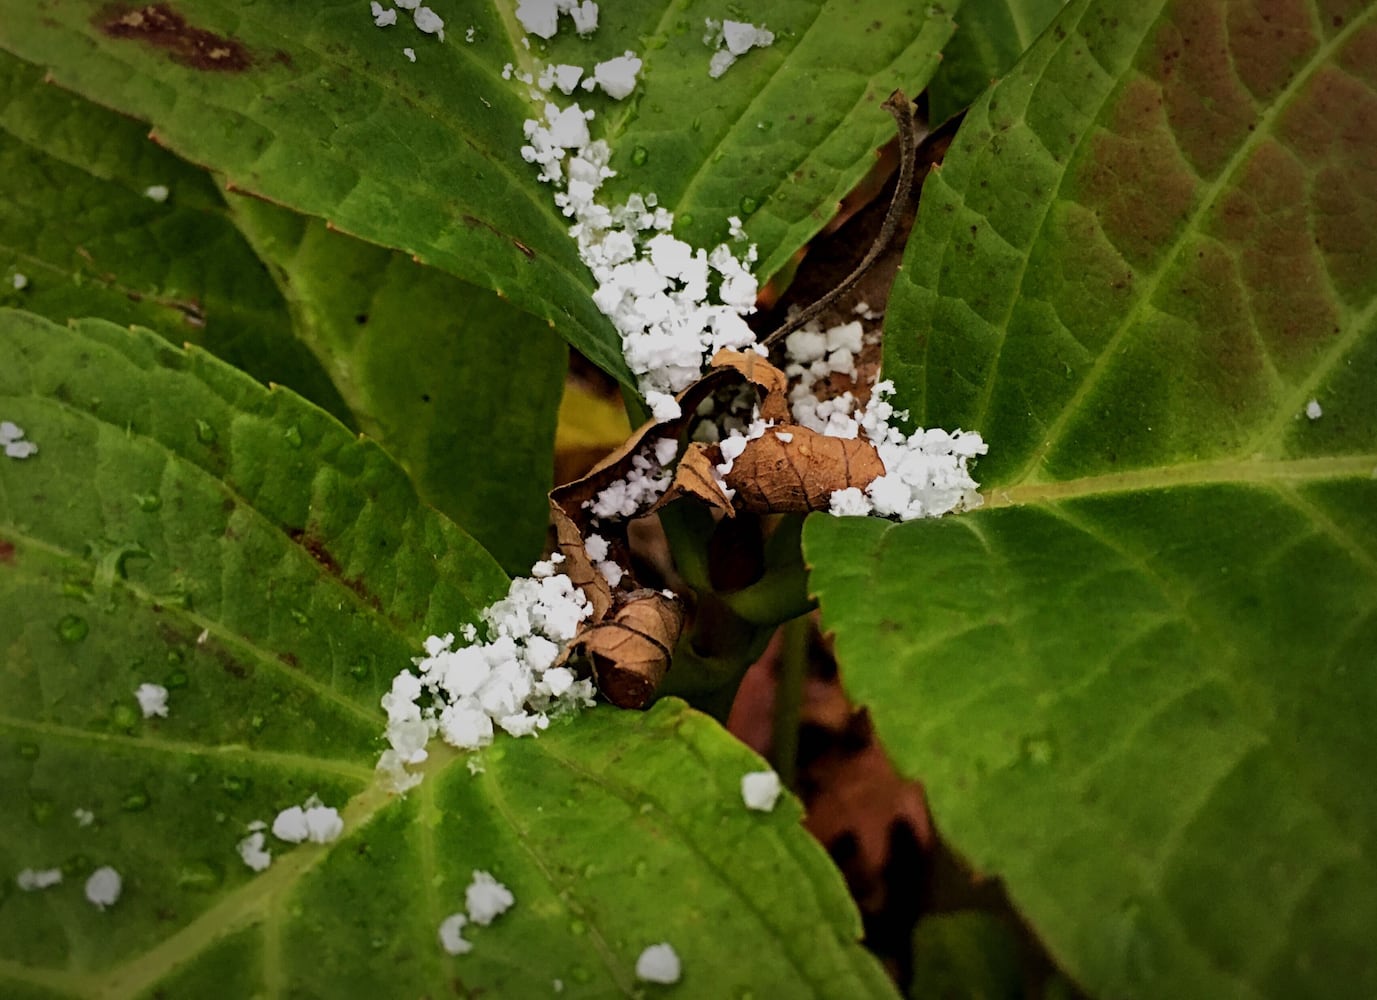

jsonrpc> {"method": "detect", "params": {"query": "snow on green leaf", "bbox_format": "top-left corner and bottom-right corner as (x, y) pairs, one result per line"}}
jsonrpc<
(0, 311), (893, 999)
(0, 49), (350, 423)
(808, 1), (1377, 997)
(224, 197), (567, 577)
(0, 1), (958, 387)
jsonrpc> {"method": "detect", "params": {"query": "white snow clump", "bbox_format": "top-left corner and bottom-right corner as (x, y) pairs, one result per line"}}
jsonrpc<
(740, 769), (782, 812)
(1, 421), (37, 459)
(465, 870), (516, 925)
(85, 866), (122, 910)
(516, 0), (599, 39)
(377, 554), (597, 792)
(703, 18), (775, 78)
(635, 942), (682, 984)
(134, 682), (169, 719)
(16, 868), (63, 892)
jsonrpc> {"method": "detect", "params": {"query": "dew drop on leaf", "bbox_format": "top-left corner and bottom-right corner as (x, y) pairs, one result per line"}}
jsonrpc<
(1021, 734), (1056, 766)
(122, 789), (151, 812)
(221, 775), (252, 799)
(137, 493), (162, 512)
(739, 196), (759, 215)
(56, 614), (89, 643)
(570, 965), (593, 984)
(349, 660), (370, 681)
(194, 419), (216, 444)
(17, 742), (39, 761)
(111, 703), (139, 731)
(29, 796), (55, 824)
(165, 669), (189, 689)
(631, 146), (649, 166)
(569, 918), (587, 936)
(176, 859), (224, 892)
(289, 609), (310, 626)
(283, 425), (303, 448)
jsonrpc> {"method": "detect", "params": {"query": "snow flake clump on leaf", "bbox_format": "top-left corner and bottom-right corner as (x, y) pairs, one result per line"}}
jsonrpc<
(635, 942), (682, 984)
(16, 868), (62, 892)
(85, 866), (121, 910)
(516, 0), (598, 39)
(1, 421), (37, 459)
(134, 682), (169, 718)
(377, 554), (597, 791)
(703, 18), (775, 78)
(740, 770), (782, 812)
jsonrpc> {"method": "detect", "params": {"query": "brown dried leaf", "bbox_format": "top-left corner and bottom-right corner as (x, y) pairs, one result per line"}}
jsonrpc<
(709, 349), (789, 421)
(551, 502), (613, 621)
(648, 442), (734, 517)
(571, 590), (685, 709)
(725, 426), (884, 513)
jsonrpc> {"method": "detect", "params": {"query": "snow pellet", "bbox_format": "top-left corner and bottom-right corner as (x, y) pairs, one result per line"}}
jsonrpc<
(74, 808), (95, 827)
(740, 769), (782, 812)
(271, 806), (310, 843)
(85, 866), (122, 910)
(142, 184), (169, 202)
(10, 273), (27, 290)
(16, 868), (63, 891)
(403, 47), (417, 62)
(438, 912), (473, 955)
(465, 870), (515, 925)
(635, 942), (682, 984)
(135, 682), (169, 719)
(413, 6), (444, 38)
(371, 2), (397, 26)
(237, 831), (273, 872)
(1305, 398), (1322, 420)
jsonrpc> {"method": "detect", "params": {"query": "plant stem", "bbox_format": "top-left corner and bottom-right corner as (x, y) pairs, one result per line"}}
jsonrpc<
(771, 614), (810, 788)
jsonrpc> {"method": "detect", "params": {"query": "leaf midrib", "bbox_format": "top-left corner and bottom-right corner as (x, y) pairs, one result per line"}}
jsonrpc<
(980, 453), (1377, 510)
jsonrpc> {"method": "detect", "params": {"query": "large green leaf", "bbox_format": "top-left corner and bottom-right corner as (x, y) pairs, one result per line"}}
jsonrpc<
(0, 49), (351, 422)
(0, 311), (894, 998)
(537, 0), (958, 280)
(0, 2), (958, 385)
(926, 0), (1063, 123)
(808, 1), (1377, 997)
(225, 196), (566, 577)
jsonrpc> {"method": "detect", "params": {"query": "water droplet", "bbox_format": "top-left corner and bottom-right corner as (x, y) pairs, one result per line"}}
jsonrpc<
(570, 964), (593, 984)
(195, 419), (216, 444)
(56, 614), (89, 643)
(739, 196), (759, 215)
(17, 742), (39, 761)
(349, 659), (370, 681)
(167, 649), (185, 665)
(633, 859), (648, 878)
(569, 918), (587, 936)
(111, 703), (139, 732)
(30, 796), (55, 824)
(250, 714), (266, 733)
(319, 77), (335, 91)
(137, 493), (162, 512)
(1021, 733), (1056, 766)
(756, 119), (773, 131)
(165, 669), (189, 689)
(221, 775), (252, 799)
(283, 425), (303, 449)
(679, 213), (694, 227)
(581, 863), (596, 879)
(176, 859), (223, 891)
(631, 146), (649, 166)
(122, 790), (151, 812)
(289, 609), (309, 627)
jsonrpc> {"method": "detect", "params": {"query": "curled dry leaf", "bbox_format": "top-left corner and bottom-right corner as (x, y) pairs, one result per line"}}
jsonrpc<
(706, 350), (886, 514)
(649, 442), (735, 517)
(725, 427), (885, 513)
(570, 590), (685, 709)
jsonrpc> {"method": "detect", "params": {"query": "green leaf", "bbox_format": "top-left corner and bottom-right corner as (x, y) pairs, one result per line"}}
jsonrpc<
(0, 311), (893, 997)
(0, 50), (351, 424)
(808, 1), (1377, 997)
(909, 911), (1023, 1000)
(225, 196), (566, 577)
(0, 3), (957, 385)
(535, 1), (958, 281)
(926, 0), (1063, 123)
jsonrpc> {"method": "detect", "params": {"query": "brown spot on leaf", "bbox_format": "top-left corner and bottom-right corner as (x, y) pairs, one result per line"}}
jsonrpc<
(0, 539), (14, 564)
(98, 4), (253, 71)
(1226, 0), (1317, 103)
(290, 529), (382, 611)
